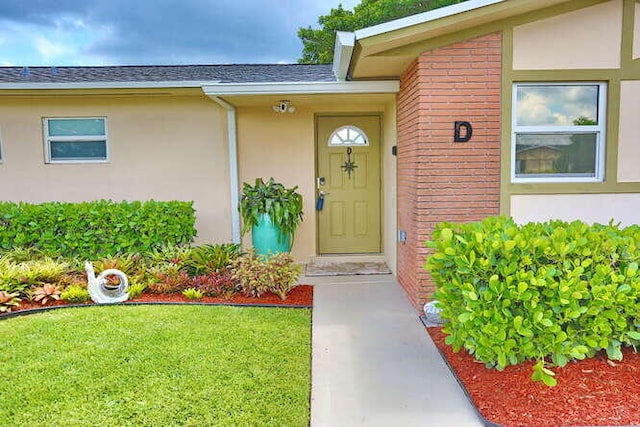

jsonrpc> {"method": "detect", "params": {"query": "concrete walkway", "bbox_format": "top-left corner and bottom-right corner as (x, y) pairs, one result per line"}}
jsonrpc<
(307, 274), (482, 427)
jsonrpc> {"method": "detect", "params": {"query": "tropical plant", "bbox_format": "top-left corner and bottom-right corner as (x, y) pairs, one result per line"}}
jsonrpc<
(231, 251), (302, 299)
(93, 253), (141, 276)
(0, 257), (69, 297)
(0, 246), (46, 263)
(57, 271), (89, 290)
(182, 288), (204, 300)
(146, 244), (194, 269)
(0, 258), (23, 295)
(265, 252), (302, 300)
(191, 270), (237, 299)
(31, 284), (62, 305)
(147, 263), (191, 294)
(0, 290), (21, 312)
(126, 282), (147, 300)
(186, 243), (242, 275)
(239, 178), (303, 244)
(60, 285), (91, 303)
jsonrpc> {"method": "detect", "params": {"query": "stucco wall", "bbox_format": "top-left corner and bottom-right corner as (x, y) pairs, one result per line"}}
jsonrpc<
(235, 96), (395, 264)
(0, 94), (232, 244)
(511, 194), (640, 226)
(382, 99), (398, 275)
(236, 106), (317, 261)
(512, 0), (622, 70)
(618, 80), (640, 182)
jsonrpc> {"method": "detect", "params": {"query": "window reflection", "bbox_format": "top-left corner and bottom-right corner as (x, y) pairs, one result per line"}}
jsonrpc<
(516, 85), (599, 126)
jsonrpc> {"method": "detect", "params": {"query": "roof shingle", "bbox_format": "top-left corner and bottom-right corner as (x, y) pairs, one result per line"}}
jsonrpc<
(0, 64), (335, 84)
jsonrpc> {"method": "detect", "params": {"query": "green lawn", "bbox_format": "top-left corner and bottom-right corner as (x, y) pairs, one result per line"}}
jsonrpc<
(0, 305), (311, 426)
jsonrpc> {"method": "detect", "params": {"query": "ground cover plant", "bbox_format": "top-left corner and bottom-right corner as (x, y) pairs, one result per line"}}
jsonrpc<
(425, 217), (640, 386)
(0, 242), (305, 312)
(0, 305), (311, 426)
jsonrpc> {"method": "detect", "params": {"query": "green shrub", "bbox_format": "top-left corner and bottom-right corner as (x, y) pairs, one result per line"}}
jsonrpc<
(185, 243), (242, 275)
(425, 217), (640, 386)
(60, 285), (91, 304)
(231, 251), (301, 299)
(0, 200), (196, 259)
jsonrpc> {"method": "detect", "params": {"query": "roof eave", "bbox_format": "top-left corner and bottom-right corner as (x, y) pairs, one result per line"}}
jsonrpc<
(354, 0), (506, 40)
(346, 0), (578, 79)
(202, 81), (399, 96)
(0, 80), (219, 90)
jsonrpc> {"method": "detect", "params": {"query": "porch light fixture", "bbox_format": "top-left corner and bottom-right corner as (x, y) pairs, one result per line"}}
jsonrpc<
(273, 100), (296, 113)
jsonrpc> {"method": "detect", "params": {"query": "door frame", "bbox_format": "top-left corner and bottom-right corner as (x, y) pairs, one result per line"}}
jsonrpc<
(314, 113), (384, 255)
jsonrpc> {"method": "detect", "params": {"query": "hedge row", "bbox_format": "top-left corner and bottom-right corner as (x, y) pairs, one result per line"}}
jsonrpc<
(0, 200), (196, 259)
(425, 217), (640, 385)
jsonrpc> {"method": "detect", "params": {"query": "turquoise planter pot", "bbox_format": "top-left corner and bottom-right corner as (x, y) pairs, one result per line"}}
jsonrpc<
(252, 214), (291, 256)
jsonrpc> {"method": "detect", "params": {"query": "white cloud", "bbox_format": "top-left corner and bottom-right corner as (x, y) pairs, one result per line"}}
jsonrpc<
(0, 0), (358, 65)
(34, 36), (71, 61)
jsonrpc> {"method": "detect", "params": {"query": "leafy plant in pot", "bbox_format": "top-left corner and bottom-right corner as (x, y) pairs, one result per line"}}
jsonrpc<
(239, 178), (303, 256)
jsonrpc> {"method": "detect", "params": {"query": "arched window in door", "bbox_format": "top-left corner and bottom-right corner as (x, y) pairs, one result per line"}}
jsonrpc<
(328, 125), (369, 146)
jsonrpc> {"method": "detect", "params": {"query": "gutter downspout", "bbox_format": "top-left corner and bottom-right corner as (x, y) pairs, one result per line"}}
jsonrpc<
(210, 96), (241, 244)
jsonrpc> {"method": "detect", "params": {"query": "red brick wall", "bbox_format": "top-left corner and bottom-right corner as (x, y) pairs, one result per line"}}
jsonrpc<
(396, 33), (502, 310)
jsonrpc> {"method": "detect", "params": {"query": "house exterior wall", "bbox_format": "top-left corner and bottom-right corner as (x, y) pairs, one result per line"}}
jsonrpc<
(512, 0), (622, 70)
(635, 2), (640, 59)
(382, 99), (398, 274)
(234, 95), (396, 264)
(236, 106), (317, 261)
(0, 92), (232, 244)
(511, 193), (640, 226)
(0, 90), (396, 265)
(617, 81), (640, 182)
(506, 0), (640, 226)
(396, 33), (502, 310)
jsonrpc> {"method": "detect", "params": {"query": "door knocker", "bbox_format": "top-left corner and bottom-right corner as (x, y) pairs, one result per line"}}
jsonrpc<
(341, 147), (358, 179)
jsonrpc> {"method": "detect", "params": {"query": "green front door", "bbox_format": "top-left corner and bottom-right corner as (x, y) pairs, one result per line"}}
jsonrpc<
(316, 115), (381, 254)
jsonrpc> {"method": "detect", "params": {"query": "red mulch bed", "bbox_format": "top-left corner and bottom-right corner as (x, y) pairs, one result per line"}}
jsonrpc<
(427, 327), (640, 427)
(11, 285), (313, 313)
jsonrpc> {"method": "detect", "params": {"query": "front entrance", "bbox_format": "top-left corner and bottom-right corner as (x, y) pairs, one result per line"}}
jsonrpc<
(315, 115), (381, 254)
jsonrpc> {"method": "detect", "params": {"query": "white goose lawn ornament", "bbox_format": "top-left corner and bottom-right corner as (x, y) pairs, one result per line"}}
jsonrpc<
(85, 261), (129, 304)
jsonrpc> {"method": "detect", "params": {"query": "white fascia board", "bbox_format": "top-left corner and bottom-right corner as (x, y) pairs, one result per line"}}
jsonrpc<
(355, 0), (505, 40)
(0, 80), (220, 90)
(202, 80), (399, 96)
(332, 31), (356, 81)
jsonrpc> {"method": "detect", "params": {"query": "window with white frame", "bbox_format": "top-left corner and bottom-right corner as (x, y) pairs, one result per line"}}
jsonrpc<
(512, 83), (606, 182)
(44, 118), (108, 163)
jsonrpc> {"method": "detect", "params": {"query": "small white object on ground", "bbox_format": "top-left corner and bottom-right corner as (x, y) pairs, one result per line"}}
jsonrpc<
(423, 300), (445, 326)
(85, 261), (129, 304)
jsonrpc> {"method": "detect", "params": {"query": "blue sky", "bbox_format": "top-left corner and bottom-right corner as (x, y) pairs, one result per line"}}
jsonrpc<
(0, 1), (360, 66)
